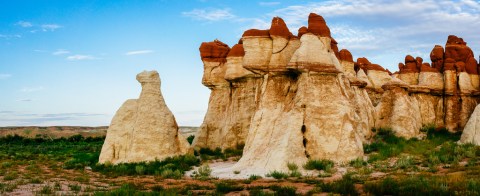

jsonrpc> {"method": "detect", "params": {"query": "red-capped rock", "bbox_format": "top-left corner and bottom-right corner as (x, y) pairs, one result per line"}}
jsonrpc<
(465, 57), (478, 74)
(356, 57), (387, 72)
(445, 35), (474, 64)
(444, 58), (456, 71)
(269, 17), (292, 39)
(398, 63), (405, 71)
(430, 45), (444, 72)
(227, 44), (245, 57)
(199, 40), (230, 62)
(455, 61), (466, 72)
(307, 13), (331, 37)
(415, 57), (423, 70)
(339, 49), (353, 63)
(420, 62), (439, 72)
(242, 29), (270, 37)
(400, 55), (419, 73)
(298, 26), (308, 38)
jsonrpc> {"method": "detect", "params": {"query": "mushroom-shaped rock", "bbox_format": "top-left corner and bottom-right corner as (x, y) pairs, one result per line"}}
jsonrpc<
(298, 26), (308, 38)
(199, 40), (230, 62)
(99, 71), (190, 164)
(339, 49), (355, 75)
(225, 44), (257, 80)
(288, 33), (341, 73)
(430, 45), (445, 71)
(270, 17), (292, 53)
(307, 13), (331, 37)
(200, 40), (230, 87)
(459, 104), (480, 146)
(445, 35), (474, 63)
(242, 29), (273, 72)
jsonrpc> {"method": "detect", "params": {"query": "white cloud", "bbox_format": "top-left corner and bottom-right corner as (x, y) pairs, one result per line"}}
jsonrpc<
(0, 34), (21, 39)
(66, 55), (96, 61)
(125, 50), (154, 56)
(20, 86), (44, 93)
(52, 49), (70, 55)
(259, 2), (281, 6)
(245, 0), (480, 70)
(18, 99), (33, 102)
(41, 24), (62, 32)
(0, 74), (11, 80)
(16, 21), (32, 27)
(182, 8), (235, 21)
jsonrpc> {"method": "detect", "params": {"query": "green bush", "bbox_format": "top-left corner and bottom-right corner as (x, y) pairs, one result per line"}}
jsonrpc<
(249, 174), (262, 181)
(317, 174), (358, 196)
(267, 170), (289, 180)
(303, 159), (334, 171)
(215, 181), (244, 194)
(186, 135), (195, 145)
(270, 185), (297, 196)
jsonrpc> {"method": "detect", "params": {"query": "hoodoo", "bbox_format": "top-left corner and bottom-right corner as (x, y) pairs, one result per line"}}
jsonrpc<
(196, 13), (480, 175)
(99, 71), (190, 164)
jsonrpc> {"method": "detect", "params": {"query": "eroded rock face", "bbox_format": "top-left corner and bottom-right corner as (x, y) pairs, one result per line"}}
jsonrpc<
(99, 71), (190, 164)
(194, 41), (262, 150)
(460, 104), (480, 146)
(196, 14), (480, 176)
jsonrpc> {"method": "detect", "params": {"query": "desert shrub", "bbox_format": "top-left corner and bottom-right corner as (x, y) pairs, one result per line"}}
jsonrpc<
(317, 173), (358, 196)
(215, 181), (244, 194)
(303, 159), (334, 171)
(287, 162), (298, 171)
(249, 187), (274, 196)
(160, 169), (182, 179)
(267, 170), (289, 179)
(249, 174), (262, 180)
(270, 185), (297, 196)
(186, 135), (195, 145)
(192, 165), (212, 180)
(395, 156), (414, 169)
(289, 170), (302, 178)
(94, 183), (178, 196)
(364, 176), (455, 196)
(93, 154), (199, 177)
(349, 158), (367, 168)
(39, 185), (53, 194)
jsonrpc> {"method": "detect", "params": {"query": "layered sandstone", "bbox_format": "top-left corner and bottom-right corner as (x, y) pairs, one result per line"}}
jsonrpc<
(99, 71), (190, 164)
(459, 104), (480, 146)
(194, 41), (262, 150)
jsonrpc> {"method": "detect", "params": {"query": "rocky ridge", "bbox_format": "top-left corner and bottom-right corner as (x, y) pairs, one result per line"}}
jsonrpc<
(196, 13), (480, 175)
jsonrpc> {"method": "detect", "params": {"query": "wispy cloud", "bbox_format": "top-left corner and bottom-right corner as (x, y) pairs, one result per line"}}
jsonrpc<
(66, 55), (96, 61)
(41, 24), (62, 32)
(16, 21), (33, 27)
(0, 34), (21, 39)
(17, 99), (33, 102)
(52, 49), (70, 55)
(240, 0), (480, 70)
(125, 50), (154, 56)
(0, 74), (12, 80)
(0, 111), (109, 126)
(20, 86), (44, 93)
(259, 2), (281, 6)
(182, 8), (235, 21)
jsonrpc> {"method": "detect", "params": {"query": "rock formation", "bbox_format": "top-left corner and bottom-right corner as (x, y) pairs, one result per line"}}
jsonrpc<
(193, 40), (263, 150)
(200, 14), (374, 175)
(459, 104), (480, 146)
(99, 71), (190, 164)
(196, 13), (479, 174)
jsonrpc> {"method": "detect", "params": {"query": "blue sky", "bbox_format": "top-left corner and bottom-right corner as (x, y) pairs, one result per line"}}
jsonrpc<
(1, 0), (479, 126)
